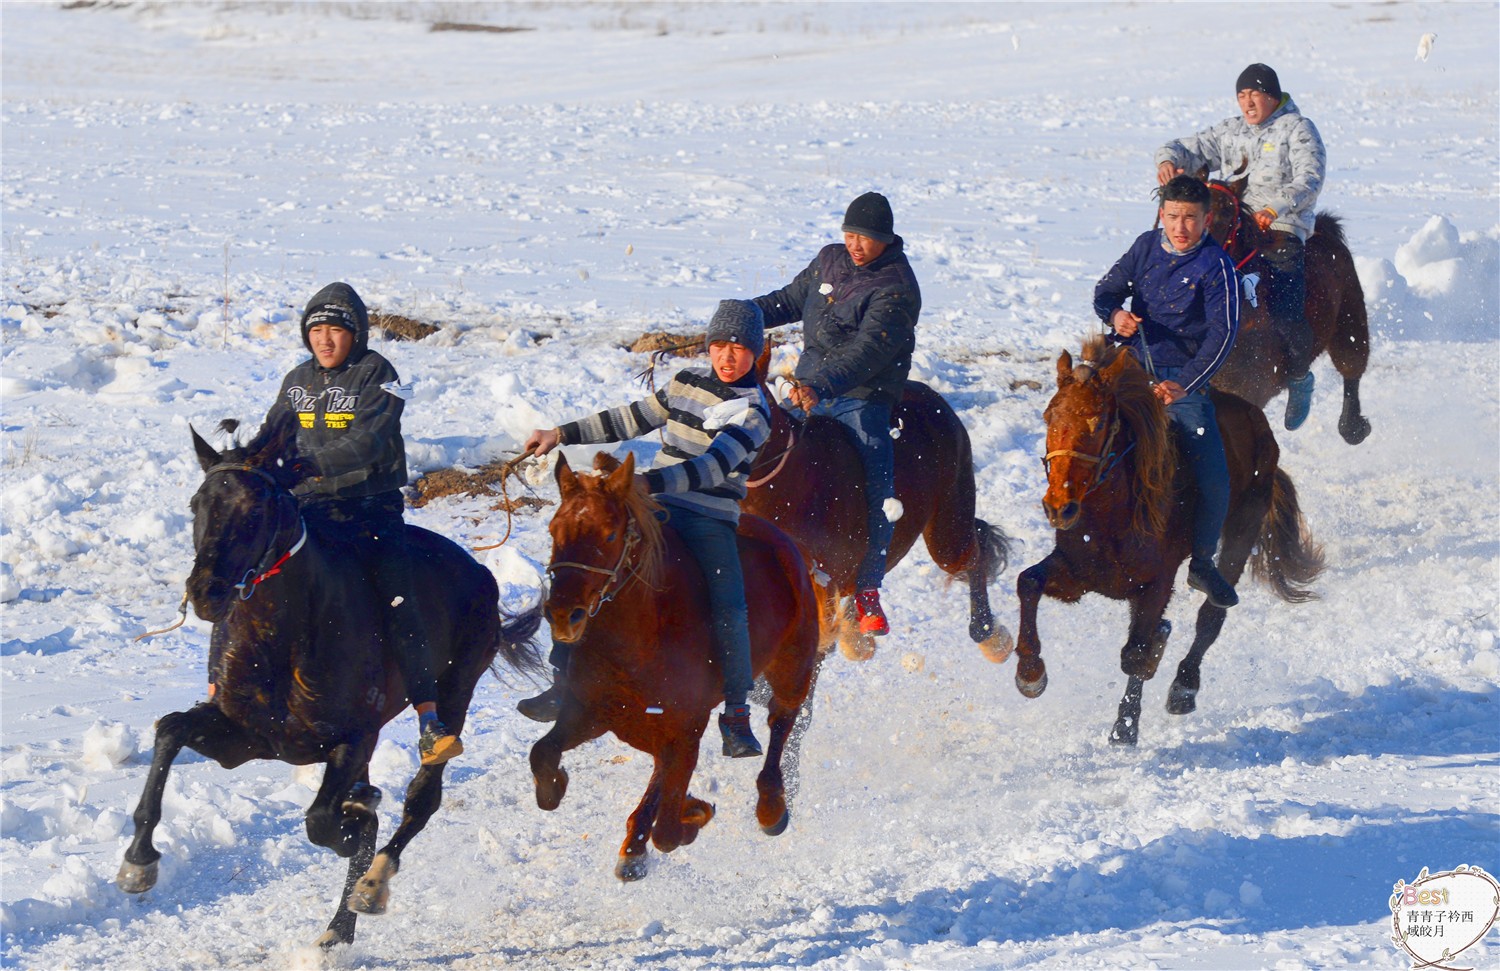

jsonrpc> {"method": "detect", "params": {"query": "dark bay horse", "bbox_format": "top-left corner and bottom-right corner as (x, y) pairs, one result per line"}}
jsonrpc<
(743, 360), (1013, 662)
(1205, 177), (1373, 444)
(1015, 336), (1324, 745)
(529, 451), (821, 881)
(117, 421), (541, 947)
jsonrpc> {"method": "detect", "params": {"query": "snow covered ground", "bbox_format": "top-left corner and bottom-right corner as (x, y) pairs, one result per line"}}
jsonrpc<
(2, 2), (1497, 968)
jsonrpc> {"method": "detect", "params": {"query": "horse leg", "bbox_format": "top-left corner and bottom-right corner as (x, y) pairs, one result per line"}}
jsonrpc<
(1108, 582), (1176, 746)
(305, 742), (376, 858)
(529, 704), (605, 811)
(616, 760), (665, 882)
(118, 704), (267, 894)
(1015, 551), (1079, 698)
(1169, 489), (1262, 716)
(836, 595), (876, 661)
(1337, 377), (1372, 445)
(346, 762), (445, 917)
(648, 734), (703, 856)
(1323, 271), (1373, 445)
(754, 689), (802, 837)
(316, 779), (381, 948)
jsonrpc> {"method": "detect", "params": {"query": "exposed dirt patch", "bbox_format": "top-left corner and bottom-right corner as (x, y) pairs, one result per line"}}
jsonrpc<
(627, 331), (703, 357)
(430, 22), (535, 34)
(409, 458), (551, 512)
(371, 312), (439, 342)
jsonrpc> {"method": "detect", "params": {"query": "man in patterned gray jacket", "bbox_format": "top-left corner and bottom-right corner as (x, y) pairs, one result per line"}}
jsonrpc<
(1155, 63), (1326, 430)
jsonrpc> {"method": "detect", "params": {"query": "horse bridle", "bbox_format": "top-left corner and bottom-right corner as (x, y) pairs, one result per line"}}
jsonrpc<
(1208, 181), (1261, 271)
(1042, 412), (1133, 500)
(545, 514), (645, 618)
(202, 462), (308, 600)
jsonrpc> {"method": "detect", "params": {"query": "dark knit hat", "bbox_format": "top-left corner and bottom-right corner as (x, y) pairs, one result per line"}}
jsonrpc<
(300, 282), (369, 354)
(704, 299), (765, 359)
(1235, 63), (1281, 99)
(841, 191), (895, 244)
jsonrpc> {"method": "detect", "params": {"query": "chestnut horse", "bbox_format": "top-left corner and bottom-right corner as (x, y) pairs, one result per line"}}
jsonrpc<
(528, 451), (821, 881)
(1205, 177), (1373, 444)
(743, 361), (1013, 662)
(117, 421), (541, 947)
(1015, 336), (1324, 745)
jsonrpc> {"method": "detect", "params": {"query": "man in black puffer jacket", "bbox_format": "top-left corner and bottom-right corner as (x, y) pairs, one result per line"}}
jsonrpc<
(249, 282), (460, 766)
(748, 191), (921, 636)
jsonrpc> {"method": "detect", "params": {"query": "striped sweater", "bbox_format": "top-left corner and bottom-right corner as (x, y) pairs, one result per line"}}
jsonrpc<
(558, 366), (771, 523)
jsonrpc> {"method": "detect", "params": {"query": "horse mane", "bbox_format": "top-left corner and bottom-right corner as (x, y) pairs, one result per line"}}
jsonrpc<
(1077, 335), (1177, 536)
(616, 467), (666, 590)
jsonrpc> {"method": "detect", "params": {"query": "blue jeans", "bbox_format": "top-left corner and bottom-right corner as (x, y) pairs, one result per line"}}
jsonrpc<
(1154, 367), (1230, 561)
(808, 396), (895, 590)
(547, 504), (753, 708)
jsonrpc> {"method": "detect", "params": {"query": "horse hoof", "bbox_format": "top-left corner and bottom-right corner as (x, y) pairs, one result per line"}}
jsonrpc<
(761, 810), (790, 837)
(347, 854), (397, 915)
(315, 928), (352, 949)
(1339, 416), (1372, 445)
(1015, 668), (1048, 699)
(1167, 684), (1198, 715)
(615, 855), (650, 882)
(839, 632), (876, 662)
(977, 627), (1015, 664)
(535, 767), (569, 811)
(116, 859), (158, 894)
(1108, 723), (1139, 747)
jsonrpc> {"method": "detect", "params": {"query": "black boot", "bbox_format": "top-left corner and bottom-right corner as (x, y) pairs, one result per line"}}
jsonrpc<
(517, 681), (563, 723)
(718, 704), (762, 758)
(1284, 370), (1315, 431)
(1187, 556), (1239, 608)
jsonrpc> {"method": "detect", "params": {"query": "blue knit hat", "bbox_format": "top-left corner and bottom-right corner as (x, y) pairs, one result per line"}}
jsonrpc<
(704, 299), (765, 358)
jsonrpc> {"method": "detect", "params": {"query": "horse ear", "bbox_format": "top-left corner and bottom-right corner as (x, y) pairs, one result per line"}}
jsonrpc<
(1056, 351), (1074, 388)
(754, 342), (772, 380)
(1100, 347), (1132, 384)
(554, 453), (578, 496)
(593, 451), (622, 473)
(605, 451), (636, 494)
(191, 425), (221, 472)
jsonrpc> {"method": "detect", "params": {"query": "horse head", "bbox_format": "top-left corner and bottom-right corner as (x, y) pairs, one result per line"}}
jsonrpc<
(1041, 337), (1175, 535)
(1204, 176), (1269, 264)
(545, 452), (662, 643)
(185, 417), (304, 623)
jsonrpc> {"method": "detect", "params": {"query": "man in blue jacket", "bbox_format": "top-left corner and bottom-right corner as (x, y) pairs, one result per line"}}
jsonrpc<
(748, 191), (920, 637)
(1094, 177), (1241, 608)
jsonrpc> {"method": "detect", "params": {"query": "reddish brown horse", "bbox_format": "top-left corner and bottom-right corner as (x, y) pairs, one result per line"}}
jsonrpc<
(1015, 336), (1324, 745)
(743, 357), (1013, 662)
(1205, 177), (1373, 444)
(528, 451), (821, 881)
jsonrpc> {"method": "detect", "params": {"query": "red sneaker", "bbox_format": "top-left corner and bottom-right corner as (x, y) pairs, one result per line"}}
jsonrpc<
(855, 589), (889, 636)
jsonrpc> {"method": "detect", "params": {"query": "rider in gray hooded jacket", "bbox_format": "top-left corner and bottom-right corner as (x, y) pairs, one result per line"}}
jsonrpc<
(1155, 63), (1325, 431)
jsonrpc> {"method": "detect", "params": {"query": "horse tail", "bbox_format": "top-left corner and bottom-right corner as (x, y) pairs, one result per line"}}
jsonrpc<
(491, 603), (546, 676)
(1251, 468), (1325, 603)
(1312, 211), (1348, 248)
(972, 518), (1013, 583)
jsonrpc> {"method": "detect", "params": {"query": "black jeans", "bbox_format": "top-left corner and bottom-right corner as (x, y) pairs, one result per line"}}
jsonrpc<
(301, 492), (437, 707)
(1263, 232), (1315, 376)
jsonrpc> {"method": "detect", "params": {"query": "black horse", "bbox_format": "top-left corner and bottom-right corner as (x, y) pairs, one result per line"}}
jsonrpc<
(117, 419), (540, 947)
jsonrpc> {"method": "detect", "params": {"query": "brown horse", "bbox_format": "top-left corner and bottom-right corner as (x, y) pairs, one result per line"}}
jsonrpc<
(1205, 177), (1373, 444)
(1014, 336), (1324, 745)
(528, 451), (821, 881)
(743, 359), (1013, 662)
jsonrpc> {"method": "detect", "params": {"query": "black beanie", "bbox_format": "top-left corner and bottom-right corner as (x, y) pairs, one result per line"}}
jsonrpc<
(704, 299), (765, 359)
(841, 191), (895, 244)
(300, 281), (369, 354)
(1235, 63), (1282, 99)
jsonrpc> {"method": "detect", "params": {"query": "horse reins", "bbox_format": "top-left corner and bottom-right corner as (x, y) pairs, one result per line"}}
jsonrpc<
(746, 423), (797, 488)
(1208, 182), (1260, 270)
(546, 514), (646, 618)
(1043, 412), (1133, 499)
